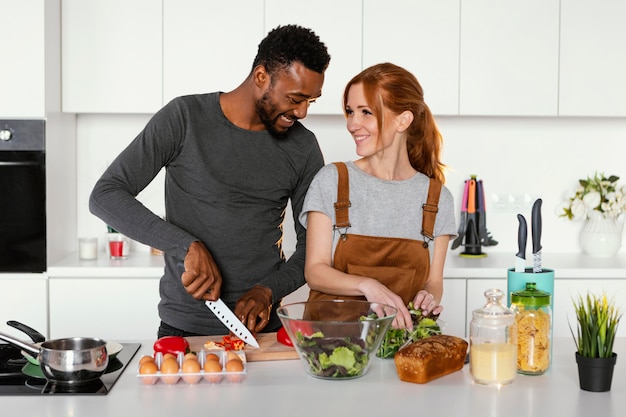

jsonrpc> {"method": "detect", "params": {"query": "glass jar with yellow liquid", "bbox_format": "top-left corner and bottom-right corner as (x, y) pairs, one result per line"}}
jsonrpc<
(470, 288), (517, 386)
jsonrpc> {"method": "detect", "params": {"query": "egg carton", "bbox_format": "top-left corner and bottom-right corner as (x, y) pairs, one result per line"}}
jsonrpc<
(137, 349), (247, 385)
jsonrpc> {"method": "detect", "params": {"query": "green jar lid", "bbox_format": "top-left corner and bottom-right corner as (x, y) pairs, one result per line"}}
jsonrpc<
(511, 282), (551, 307)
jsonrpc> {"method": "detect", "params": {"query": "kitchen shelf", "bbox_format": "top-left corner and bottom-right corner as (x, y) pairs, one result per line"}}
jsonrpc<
(46, 252), (165, 278)
(444, 252), (626, 279)
(45, 251), (626, 280)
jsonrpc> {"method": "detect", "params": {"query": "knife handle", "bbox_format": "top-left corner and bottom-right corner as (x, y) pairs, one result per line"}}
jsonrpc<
(531, 199), (542, 253)
(517, 214), (527, 258)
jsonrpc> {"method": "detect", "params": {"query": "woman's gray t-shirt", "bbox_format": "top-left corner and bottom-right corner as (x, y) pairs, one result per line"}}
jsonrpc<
(299, 161), (457, 261)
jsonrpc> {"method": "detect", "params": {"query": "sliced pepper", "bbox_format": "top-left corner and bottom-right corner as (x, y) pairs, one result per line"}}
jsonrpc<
(277, 326), (293, 347)
(212, 335), (246, 351)
(153, 336), (190, 356)
(230, 338), (245, 351)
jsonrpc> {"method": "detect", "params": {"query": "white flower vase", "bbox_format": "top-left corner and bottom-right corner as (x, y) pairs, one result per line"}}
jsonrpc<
(580, 216), (624, 258)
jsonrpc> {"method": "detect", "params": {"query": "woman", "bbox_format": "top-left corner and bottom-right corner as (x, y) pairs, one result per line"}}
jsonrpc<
(299, 63), (457, 329)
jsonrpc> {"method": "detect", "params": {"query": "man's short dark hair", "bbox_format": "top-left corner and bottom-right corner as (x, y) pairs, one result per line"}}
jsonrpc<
(253, 25), (331, 76)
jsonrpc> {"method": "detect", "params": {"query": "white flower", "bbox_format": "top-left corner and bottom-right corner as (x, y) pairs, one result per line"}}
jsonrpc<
(570, 198), (587, 220)
(560, 172), (625, 221)
(582, 191), (601, 211)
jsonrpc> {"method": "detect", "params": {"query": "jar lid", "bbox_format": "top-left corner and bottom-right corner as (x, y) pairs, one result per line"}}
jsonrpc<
(472, 288), (515, 321)
(511, 282), (551, 307)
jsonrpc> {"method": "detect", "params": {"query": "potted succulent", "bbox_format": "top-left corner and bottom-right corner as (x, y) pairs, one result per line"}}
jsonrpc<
(571, 292), (622, 392)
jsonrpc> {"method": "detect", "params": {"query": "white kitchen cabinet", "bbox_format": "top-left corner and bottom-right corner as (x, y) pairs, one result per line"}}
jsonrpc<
(264, 0), (362, 115)
(459, 0), (560, 116)
(559, 0), (626, 116)
(0, 275), (48, 339)
(0, 0), (45, 118)
(163, 0), (264, 104)
(49, 277), (161, 341)
(440, 278), (466, 338)
(61, 0), (162, 113)
(362, 0), (460, 116)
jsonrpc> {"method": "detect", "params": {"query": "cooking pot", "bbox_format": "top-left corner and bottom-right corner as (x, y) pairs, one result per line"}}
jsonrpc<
(0, 331), (109, 384)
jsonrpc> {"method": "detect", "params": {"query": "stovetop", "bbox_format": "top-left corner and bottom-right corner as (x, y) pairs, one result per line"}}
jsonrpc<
(0, 342), (140, 395)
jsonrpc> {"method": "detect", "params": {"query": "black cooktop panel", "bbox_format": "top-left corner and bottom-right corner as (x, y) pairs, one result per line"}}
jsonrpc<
(0, 342), (140, 395)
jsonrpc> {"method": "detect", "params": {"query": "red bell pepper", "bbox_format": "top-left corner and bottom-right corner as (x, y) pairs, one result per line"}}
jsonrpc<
(153, 336), (190, 356)
(288, 321), (314, 338)
(213, 335), (246, 351)
(276, 326), (293, 347)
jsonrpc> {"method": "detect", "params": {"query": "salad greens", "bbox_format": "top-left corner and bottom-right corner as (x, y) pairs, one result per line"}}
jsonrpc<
(376, 302), (441, 359)
(295, 331), (369, 378)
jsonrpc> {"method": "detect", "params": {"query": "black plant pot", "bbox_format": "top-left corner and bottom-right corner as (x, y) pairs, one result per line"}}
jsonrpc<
(575, 352), (618, 392)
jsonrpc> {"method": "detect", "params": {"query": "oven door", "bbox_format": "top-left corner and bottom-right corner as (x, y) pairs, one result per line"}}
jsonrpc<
(0, 151), (46, 272)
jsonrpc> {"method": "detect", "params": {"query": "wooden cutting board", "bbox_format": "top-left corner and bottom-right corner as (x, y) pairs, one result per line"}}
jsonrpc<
(186, 333), (299, 362)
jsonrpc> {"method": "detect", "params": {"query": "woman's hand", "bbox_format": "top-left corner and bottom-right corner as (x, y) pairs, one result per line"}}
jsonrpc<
(360, 279), (413, 330)
(413, 290), (444, 316)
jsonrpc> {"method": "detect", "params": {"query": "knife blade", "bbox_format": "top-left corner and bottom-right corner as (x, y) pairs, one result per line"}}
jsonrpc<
(531, 198), (543, 273)
(205, 299), (260, 348)
(516, 214), (527, 272)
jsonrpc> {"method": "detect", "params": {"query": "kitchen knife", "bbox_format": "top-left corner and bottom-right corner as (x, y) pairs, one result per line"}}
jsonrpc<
(205, 299), (260, 348)
(531, 198), (543, 273)
(516, 214), (527, 272)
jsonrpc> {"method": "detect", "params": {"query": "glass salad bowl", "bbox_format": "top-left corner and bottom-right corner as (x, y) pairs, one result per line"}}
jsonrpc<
(277, 300), (397, 380)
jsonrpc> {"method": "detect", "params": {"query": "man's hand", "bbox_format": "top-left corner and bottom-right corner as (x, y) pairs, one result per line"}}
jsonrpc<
(234, 285), (273, 333)
(181, 241), (223, 301)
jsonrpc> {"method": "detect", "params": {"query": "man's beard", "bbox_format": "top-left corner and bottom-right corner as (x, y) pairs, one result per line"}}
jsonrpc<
(256, 91), (289, 139)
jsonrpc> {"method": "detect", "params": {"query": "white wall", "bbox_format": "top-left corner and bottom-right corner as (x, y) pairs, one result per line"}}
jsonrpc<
(76, 113), (626, 257)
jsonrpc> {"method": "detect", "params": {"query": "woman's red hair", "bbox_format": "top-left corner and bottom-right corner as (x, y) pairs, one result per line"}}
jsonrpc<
(342, 63), (445, 182)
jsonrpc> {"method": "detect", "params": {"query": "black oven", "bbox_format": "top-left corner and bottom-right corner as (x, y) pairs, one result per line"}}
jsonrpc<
(0, 120), (46, 273)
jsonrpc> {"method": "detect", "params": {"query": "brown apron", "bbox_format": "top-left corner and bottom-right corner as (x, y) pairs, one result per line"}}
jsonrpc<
(307, 162), (442, 309)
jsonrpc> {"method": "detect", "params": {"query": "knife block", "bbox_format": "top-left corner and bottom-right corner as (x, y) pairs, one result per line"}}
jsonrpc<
(506, 268), (554, 313)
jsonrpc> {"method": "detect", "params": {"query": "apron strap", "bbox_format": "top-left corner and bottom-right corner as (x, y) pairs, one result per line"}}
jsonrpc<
(421, 178), (442, 247)
(332, 162), (351, 230)
(332, 161), (442, 246)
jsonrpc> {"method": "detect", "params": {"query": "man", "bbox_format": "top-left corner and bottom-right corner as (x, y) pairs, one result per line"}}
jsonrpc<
(89, 25), (330, 337)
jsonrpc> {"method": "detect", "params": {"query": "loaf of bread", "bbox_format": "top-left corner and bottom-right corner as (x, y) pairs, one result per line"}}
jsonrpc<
(394, 335), (468, 384)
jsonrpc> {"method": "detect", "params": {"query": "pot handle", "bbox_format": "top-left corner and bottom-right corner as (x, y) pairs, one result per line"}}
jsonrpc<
(0, 331), (41, 356)
(6, 320), (45, 343)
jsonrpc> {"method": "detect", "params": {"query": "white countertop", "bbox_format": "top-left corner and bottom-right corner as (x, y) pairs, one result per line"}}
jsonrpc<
(45, 251), (626, 279)
(444, 252), (626, 279)
(1, 337), (624, 417)
(46, 252), (165, 278)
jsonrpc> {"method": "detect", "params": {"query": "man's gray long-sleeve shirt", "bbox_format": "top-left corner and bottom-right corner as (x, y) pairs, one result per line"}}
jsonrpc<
(89, 93), (324, 334)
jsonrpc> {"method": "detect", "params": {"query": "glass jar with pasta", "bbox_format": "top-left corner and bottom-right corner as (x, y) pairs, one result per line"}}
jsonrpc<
(511, 282), (552, 375)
